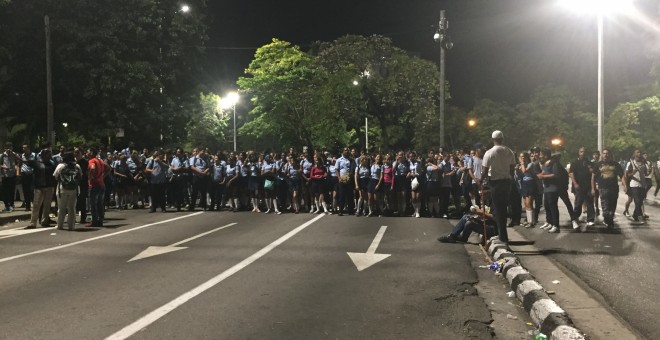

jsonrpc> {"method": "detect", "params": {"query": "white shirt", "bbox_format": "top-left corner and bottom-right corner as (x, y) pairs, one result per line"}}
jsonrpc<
(482, 145), (515, 180)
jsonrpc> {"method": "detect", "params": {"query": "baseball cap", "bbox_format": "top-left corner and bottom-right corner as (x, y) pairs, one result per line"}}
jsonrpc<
(491, 130), (504, 139)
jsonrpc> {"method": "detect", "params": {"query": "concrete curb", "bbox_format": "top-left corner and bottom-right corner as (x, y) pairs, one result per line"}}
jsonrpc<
(486, 237), (585, 340)
(0, 212), (32, 226)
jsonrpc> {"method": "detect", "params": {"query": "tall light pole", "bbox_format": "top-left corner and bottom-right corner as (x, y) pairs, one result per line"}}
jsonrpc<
(221, 92), (239, 152)
(597, 13), (604, 153)
(45, 15), (54, 145)
(559, 0), (635, 152)
(434, 10), (453, 148)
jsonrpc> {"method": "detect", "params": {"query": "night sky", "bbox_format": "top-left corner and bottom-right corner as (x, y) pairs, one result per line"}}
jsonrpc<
(203, 0), (657, 110)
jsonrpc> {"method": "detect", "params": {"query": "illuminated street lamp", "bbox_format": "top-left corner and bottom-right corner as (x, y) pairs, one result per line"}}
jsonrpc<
(467, 119), (477, 128)
(180, 4), (190, 13)
(551, 138), (563, 147)
(558, 0), (635, 153)
(220, 91), (239, 152)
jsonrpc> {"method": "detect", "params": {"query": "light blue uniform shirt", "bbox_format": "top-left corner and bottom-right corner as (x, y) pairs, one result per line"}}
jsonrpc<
(426, 165), (440, 182)
(336, 156), (351, 177)
(213, 163), (225, 182)
(370, 164), (381, 180)
(328, 163), (337, 177)
(190, 156), (207, 175)
(21, 152), (36, 174)
(358, 165), (370, 178)
(301, 159), (312, 176)
(394, 161), (408, 176)
(147, 159), (168, 184)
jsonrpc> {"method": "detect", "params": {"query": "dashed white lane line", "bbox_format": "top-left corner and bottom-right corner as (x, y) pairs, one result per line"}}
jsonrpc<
(105, 213), (326, 340)
(0, 212), (204, 264)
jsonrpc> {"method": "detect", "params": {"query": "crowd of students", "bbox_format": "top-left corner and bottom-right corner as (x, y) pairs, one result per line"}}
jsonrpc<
(1, 139), (658, 236)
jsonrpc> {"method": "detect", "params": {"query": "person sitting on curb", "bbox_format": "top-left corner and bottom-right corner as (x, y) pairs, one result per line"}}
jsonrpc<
(437, 205), (497, 244)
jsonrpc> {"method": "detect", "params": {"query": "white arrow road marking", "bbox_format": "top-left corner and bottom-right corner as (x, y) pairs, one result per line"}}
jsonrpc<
(128, 222), (237, 262)
(347, 225), (391, 271)
(0, 212), (204, 264)
(106, 214), (325, 340)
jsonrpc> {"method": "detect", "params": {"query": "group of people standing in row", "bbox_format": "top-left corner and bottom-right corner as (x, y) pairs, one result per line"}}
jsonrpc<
(438, 130), (658, 245)
(1, 132), (657, 242)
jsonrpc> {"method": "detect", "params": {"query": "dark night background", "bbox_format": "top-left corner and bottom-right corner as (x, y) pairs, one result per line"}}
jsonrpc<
(203, 0), (657, 111)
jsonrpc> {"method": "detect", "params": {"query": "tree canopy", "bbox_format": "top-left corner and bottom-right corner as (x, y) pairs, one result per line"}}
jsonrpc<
(0, 0), (209, 147)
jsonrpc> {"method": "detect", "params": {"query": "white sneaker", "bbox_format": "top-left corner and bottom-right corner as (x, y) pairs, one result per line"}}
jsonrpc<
(525, 223), (536, 229)
(572, 220), (580, 230)
(539, 222), (550, 230)
(547, 225), (560, 233)
(275, 210), (282, 215)
(415, 212), (420, 218)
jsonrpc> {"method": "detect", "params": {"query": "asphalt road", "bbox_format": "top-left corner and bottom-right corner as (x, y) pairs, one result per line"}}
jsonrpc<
(514, 190), (660, 340)
(0, 209), (497, 339)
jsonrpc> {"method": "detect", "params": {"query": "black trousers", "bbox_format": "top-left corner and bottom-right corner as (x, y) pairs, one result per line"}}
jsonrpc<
(209, 181), (225, 210)
(190, 176), (209, 210)
(1, 176), (17, 208)
(149, 182), (167, 212)
(573, 186), (594, 222)
(599, 187), (618, 226)
(558, 189), (575, 221)
(169, 177), (186, 210)
(77, 186), (88, 223)
(338, 180), (355, 214)
(21, 173), (34, 206)
(630, 186), (645, 220)
(489, 179), (511, 243)
(508, 183), (522, 225)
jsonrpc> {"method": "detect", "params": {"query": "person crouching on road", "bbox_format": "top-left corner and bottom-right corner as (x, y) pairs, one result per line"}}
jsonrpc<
(53, 151), (82, 230)
(437, 205), (497, 244)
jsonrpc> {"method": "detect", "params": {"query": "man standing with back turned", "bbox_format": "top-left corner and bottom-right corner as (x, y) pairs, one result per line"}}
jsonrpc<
(481, 130), (516, 244)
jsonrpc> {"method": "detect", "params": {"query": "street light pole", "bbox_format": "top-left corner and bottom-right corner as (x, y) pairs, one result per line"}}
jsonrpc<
(597, 13), (604, 153)
(221, 91), (239, 152)
(45, 15), (54, 145)
(434, 10), (451, 148)
(439, 10), (446, 148)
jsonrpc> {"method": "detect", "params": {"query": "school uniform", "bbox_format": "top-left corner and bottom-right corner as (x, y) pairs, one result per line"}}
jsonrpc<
(189, 155), (209, 210)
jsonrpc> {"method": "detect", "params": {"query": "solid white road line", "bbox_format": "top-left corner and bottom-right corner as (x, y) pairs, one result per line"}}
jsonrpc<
(0, 226), (56, 239)
(0, 212), (204, 264)
(105, 214), (325, 340)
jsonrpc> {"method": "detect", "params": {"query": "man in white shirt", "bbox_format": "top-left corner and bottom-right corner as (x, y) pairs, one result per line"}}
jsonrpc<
(481, 130), (516, 244)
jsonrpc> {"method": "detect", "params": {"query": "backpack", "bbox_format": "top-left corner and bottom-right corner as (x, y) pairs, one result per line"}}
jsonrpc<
(60, 164), (80, 191)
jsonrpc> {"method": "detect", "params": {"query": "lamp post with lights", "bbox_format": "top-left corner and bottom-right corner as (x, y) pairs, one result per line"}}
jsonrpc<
(220, 92), (239, 152)
(434, 10), (453, 148)
(559, 0), (635, 153)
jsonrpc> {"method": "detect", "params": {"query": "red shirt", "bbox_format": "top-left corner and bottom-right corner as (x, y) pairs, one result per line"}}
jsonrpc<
(310, 166), (326, 180)
(88, 158), (108, 188)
